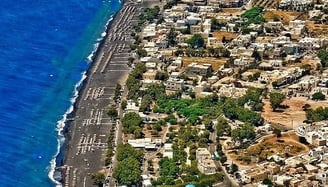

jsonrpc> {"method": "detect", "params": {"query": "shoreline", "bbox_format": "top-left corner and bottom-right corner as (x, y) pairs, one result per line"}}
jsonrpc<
(52, 0), (136, 185)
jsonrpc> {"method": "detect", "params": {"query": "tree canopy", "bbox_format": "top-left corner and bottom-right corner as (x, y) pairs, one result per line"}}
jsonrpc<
(241, 6), (265, 26)
(312, 92), (326, 100)
(91, 172), (106, 187)
(114, 157), (142, 186)
(167, 28), (178, 47)
(159, 157), (180, 177)
(231, 123), (256, 142)
(107, 105), (118, 119)
(114, 144), (143, 186)
(187, 34), (205, 48)
(117, 144), (143, 162)
(269, 92), (285, 111)
(122, 112), (143, 134)
(306, 107), (328, 122)
(318, 50), (328, 67)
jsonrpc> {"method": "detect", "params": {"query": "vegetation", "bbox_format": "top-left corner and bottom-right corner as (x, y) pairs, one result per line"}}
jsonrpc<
(104, 126), (116, 165)
(140, 94), (152, 113)
(121, 112), (143, 135)
(116, 144), (143, 162)
(223, 99), (263, 126)
(126, 62), (146, 99)
(155, 71), (169, 81)
(211, 18), (226, 31)
(159, 157), (180, 179)
(107, 105), (118, 119)
(231, 123), (256, 142)
(216, 116), (231, 137)
(164, 0), (180, 9)
(113, 83), (122, 102)
(187, 34), (205, 48)
(138, 6), (160, 24)
(114, 144), (143, 186)
(241, 7), (265, 26)
(167, 28), (178, 47)
(263, 178), (273, 186)
(318, 49), (328, 67)
(306, 107), (328, 122)
(312, 92), (326, 100)
(91, 172), (106, 187)
(114, 157), (142, 186)
(121, 99), (127, 110)
(269, 92), (285, 111)
(238, 87), (264, 111)
(137, 47), (147, 57)
(154, 94), (221, 124)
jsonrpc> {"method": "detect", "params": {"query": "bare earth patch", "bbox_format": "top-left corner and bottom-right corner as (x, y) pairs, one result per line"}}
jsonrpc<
(212, 31), (238, 41)
(306, 21), (328, 37)
(263, 10), (301, 25)
(221, 8), (242, 16)
(227, 133), (309, 168)
(262, 97), (328, 129)
(182, 57), (228, 71)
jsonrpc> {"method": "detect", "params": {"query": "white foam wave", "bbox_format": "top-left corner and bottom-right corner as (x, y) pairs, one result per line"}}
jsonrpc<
(87, 43), (100, 62)
(48, 72), (87, 186)
(86, 16), (113, 63)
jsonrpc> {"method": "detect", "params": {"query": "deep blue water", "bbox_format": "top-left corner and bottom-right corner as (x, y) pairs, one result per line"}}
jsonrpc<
(0, 0), (120, 186)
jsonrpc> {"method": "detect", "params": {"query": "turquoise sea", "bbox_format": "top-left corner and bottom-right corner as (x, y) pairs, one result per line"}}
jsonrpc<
(0, 0), (120, 186)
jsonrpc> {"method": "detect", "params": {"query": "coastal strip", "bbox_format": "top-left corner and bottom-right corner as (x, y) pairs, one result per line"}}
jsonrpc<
(55, 1), (139, 186)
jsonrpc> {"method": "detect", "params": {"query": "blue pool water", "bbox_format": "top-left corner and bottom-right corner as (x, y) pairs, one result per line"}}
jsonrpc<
(0, 0), (121, 186)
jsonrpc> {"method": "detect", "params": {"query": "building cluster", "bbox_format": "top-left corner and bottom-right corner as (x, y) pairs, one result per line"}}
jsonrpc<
(119, 0), (328, 186)
(137, 0), (328, 101)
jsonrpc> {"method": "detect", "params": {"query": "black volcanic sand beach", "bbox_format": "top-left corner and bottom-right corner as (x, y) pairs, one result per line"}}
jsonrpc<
(55, 1), (139, 186)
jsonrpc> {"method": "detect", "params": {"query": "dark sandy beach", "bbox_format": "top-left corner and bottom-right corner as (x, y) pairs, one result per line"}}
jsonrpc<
(55, 1), (139, 186)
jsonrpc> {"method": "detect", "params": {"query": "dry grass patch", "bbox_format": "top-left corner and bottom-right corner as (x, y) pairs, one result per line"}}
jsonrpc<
(212, 31), (238, 41)
(264, 10), (301, 25)
(221, 8), (242, 16)
(182, 57), (228, 71)
(228, 133), (309, 166)
(306, 21), (328, 37)
(262, 97), (328, 129)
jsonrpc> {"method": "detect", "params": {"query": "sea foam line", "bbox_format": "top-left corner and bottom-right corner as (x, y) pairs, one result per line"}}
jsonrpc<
(48, 13), (115, 186)
(48, 71), (87, 186)
(86, 16), (113, 62)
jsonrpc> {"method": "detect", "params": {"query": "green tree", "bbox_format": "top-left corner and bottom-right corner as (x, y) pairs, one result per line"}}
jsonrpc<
(159, 157), (180, 176)
(318, 50), (328, 67)
(269, 92), (285, 111)
(128, 57), (135, 67)
(137, 47), (147, 57)
(140, 94), (152, 113)
(114, 83), (122, 101)
(216, 116), (231, 137)
(155, 71), (169, 81)
(116, 144), (143, 162)
(167, 28), (178, 47)
(263, 178), (273, 186)
(107, 105), (118, 119)
(91, 172), (106, 187)
(231, 123), (256, 141)
(187, 34), (205, 48)
(121, 99), (127, 110)
(114, 157), (142, 186)
(306, 107), (328, 122)
(312, 92), (326, 100)
(122, 112), (143, 134)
